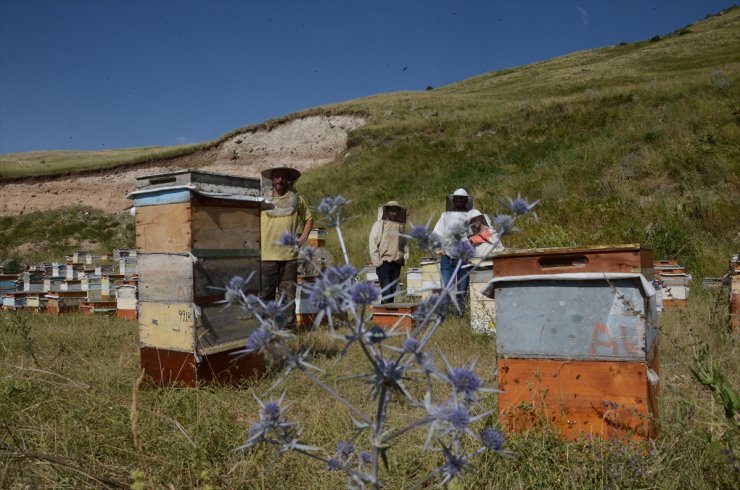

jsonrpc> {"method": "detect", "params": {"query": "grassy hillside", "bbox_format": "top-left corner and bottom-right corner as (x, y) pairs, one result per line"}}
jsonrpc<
(2, 7), (739, 278)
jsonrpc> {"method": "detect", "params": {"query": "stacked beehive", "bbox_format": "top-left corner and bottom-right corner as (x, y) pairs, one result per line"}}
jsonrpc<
(130, 169), (267, 386)
(295, 228), (331, 329)
(654, 260), (691, 310)
(419, 257), (441, 299)
(485, 244), (659, 440)
(468, 261), (496, 335)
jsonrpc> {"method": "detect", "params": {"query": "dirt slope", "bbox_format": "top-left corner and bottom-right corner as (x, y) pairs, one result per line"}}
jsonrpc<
(0, 114), (366, 215)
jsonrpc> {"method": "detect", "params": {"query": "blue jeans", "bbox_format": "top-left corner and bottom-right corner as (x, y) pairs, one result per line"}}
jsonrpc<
(439, 254), (469, 313)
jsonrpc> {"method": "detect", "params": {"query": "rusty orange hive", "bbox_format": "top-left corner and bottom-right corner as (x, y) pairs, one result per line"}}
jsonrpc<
(488, 244), (659, 441)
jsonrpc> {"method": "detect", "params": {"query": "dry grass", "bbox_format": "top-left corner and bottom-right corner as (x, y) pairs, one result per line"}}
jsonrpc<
(1, 286), (737, 488)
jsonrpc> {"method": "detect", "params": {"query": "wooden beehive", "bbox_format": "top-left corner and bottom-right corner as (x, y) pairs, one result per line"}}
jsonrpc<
(654, 260), (691, 310)
(487, 245), (659, 440)
(373, 302), (418, 331)
(419, 257), (441, 299)
(45, 291), (87, 314)
(295, 275), (319, 329)
(130, 170), (267, 386)
(469, 262), (496, 335)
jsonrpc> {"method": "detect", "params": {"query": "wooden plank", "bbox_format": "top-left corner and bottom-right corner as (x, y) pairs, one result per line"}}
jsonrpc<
(492, 244), (654, 280)
(191, 201), (261, 251)
(135, 201), (193, 253)
(137, 253), (259, 303)
(373, 303), (417, 331)
(498, 356), (659, 441)
(139, 301), (257, 353)
(137, 254), (194, 303)
(138, 302), (196, 351)
(139, 345), (265, 387)
(117, 309), (137, 320)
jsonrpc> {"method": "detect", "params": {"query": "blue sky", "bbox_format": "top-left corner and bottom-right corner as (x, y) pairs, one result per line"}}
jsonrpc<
(0, 0), (735, 154)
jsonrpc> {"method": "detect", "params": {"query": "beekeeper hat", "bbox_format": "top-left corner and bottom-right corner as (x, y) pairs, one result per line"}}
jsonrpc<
(452, 188), (469, 198)
(467, 209), (484, 221)
(261, 166), (301, 182)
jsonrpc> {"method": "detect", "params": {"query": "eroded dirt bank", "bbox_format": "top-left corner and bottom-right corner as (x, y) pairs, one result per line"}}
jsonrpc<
(0, 114), (366, 215)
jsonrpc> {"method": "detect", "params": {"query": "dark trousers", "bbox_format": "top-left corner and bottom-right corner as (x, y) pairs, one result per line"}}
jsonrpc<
(440, 254), (469, 313)
(377, 261), (402, 304)
(260, 260), (298, 326)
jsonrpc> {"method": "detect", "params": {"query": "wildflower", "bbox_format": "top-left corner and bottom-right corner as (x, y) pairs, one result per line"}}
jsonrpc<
(350, 281), (379, 306)
(402, 337), (421, 354)
(335, 440), (355, 458)
(407, 223), (442, 253)
(508, 193), (539, 216)
(317, 195), (350, 225)
(479, 427), (505, 452)
(413, 292), (450, 326)
(446, 367), (483, 403)
(359, 451), (372, 466)
(492, 214), (517, 236)
(307, 267), (354, 315)
(437, 443), (468, 485)
(447, 239), (474, 261)
(235, 394), (296, 451)
(277, 230), (300, 248)
(244, 328), (274, 354)
(368, 356), (412, 400)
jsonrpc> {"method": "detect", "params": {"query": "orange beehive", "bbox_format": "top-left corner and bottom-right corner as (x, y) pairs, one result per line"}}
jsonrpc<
(488, 245), (659, 441)
(373, 302), (418, 331)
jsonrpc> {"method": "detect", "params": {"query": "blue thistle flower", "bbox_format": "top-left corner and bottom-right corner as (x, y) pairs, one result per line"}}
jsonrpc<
(447, 405), (471, 429)
(350, 281), (379, 306)
(317, 195), (350, 225)
(360, 451), (372, 464)
(327, 264), (357, 283)
(413, 292), (450, 325)
(402, 337), (421, 354)
(447, 239), (474, 261)
(493, 214), (517, 236)
(480, 427), (505, 452)
(438, 444), (468, 484)
(244, 328), (274, 353)
(407, 224), (442, 253)
(508, 193), (539, 216)
(326, 457), (343, 471)
(229, 275), (246, 290)
(335, 440), (355, 458)
(447, 367), (483, 402)
(277, 230), (300, 248)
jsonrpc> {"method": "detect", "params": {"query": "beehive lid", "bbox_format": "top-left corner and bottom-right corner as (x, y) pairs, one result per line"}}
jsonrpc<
(135, 169), (260, 194)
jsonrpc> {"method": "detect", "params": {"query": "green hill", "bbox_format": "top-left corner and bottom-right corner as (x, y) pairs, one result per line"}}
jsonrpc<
(1, 7), (739, 276)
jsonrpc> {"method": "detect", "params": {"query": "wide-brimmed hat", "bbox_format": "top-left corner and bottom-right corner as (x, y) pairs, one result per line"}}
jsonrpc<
(261, 166), (301, 182)
(384, 200), (403, 209)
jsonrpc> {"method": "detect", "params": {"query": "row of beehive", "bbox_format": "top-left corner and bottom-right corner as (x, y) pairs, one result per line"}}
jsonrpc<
(0, 254), (139, 319)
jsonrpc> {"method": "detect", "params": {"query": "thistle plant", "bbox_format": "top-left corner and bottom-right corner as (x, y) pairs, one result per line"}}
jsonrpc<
(229, 193), (536, 488)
